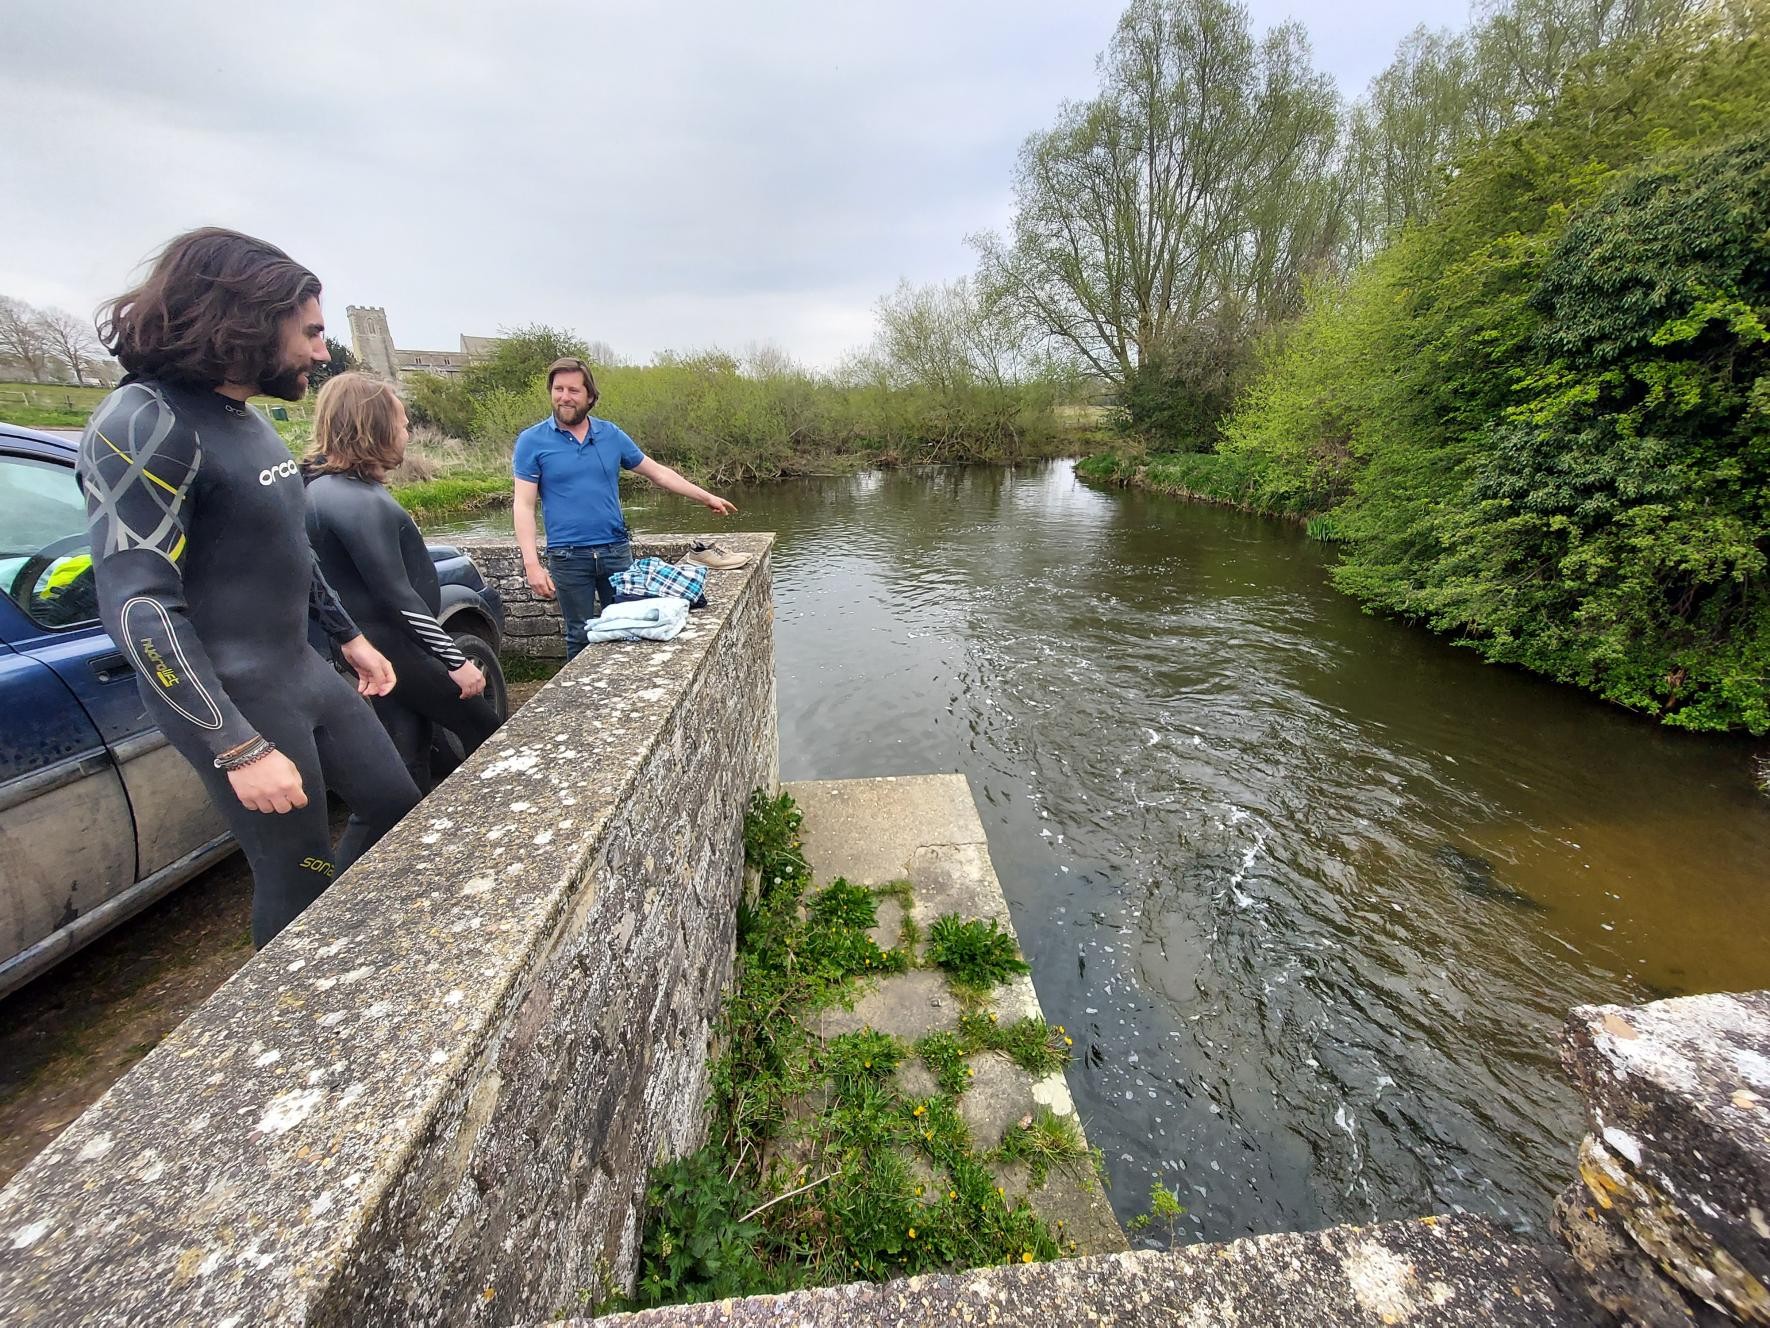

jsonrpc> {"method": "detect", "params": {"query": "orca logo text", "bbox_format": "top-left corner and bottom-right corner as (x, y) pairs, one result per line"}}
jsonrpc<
(259, 459), (300, 486)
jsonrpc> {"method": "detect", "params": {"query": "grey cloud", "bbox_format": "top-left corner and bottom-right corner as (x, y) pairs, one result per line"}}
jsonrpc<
(3, 0), (1466, 367)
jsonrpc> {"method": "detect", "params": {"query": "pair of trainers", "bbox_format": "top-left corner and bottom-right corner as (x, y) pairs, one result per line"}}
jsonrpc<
(686, 539), (749, 571)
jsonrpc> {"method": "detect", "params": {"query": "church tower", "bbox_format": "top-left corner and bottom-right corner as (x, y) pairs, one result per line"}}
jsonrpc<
(346, 305), (401, 382)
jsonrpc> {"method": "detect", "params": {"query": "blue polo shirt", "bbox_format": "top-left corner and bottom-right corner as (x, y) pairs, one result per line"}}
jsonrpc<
(512, 415), (647, 547)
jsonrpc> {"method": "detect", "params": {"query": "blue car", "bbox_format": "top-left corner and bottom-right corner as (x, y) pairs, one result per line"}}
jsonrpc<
(0, 421), (505, 996)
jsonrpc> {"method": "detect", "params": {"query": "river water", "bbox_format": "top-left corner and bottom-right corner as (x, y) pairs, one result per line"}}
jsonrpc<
(432, 461), (1770, 1244)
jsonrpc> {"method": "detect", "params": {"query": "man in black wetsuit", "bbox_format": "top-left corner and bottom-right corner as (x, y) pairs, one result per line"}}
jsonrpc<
(78, 228), (421, 947)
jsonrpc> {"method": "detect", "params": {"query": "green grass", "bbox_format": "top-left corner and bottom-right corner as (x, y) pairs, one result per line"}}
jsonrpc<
(392, 472), (512, 521)
(1, 382), (109, 428)
(994, 1107), (1097, 1187)
(914, 1031), (973, 1098)
(0, 382), (316, 435)
(621, 790), (1085, 1312)
(3, 405), (88, 428)
(956, 1010), (1071, 1077)
(498, 654), (565, 685)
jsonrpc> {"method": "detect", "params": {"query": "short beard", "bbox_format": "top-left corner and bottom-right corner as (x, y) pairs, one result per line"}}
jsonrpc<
(259, 365), (310, 401)
(553, 401), (588, 427)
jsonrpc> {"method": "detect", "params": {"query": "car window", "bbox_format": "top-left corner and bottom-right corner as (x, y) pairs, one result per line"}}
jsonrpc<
(0, 454), (98, 630)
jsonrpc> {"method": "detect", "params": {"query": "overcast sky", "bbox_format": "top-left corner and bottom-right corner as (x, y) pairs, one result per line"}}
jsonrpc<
(1, 0), (1469, 370)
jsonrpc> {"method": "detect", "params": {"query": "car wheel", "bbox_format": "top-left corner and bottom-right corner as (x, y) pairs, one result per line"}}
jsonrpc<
(453, 630), (508, 720)
(428, 630), (508, 784)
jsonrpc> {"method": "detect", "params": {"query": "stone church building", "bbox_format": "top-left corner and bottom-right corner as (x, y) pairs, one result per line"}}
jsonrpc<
(346, 306), (503, 382)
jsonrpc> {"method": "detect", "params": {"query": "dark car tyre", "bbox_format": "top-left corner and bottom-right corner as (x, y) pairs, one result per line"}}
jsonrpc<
(428, 630), (508, 783)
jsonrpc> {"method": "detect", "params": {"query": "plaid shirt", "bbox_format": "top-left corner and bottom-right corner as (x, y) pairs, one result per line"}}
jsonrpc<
(610, 557), (708, 603)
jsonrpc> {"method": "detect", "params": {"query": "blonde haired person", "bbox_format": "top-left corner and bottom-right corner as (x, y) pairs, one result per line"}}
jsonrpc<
(304, 373), (502, 802)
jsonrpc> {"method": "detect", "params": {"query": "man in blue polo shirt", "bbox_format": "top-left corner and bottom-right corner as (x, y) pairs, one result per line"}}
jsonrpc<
(513, 356), (735, 658)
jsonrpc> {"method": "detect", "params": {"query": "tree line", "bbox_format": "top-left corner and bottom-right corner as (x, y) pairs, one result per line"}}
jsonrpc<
(0, 295), (112, 387)
(974, 0), (1703, 433)
(396, 296), (1084, 495)
(1063, 0), (1768, 733)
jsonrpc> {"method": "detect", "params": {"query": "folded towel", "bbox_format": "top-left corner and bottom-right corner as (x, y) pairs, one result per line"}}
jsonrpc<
(584, 595), (692, 643)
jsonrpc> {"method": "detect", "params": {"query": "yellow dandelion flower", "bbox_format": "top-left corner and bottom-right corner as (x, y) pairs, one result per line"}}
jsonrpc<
(1021, 1251), (1034, 1263)
(1057, 1025), (1065, 1033)
(988, 1012), (998, 1023)
(913, 1104), (925, 1116)
(947, 1189), (956, 1200)
(915, 1184), (925, 1196)
(1063, 1036), (1073, 1046)
(908, 1227), (917, 1239)
(967, 1066), (976, 1077)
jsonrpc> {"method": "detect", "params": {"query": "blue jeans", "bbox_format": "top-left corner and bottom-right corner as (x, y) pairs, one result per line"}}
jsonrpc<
(548, 541), (632, 659)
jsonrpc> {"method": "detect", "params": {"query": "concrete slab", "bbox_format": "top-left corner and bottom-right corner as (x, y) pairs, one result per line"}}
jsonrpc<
(785, 774), (1126, 1262)
(813, 968), (960, 1041)
(788, 774), (985, 886)
(907, 841), (1013, 930)
(959, 1051), (1032, 1150)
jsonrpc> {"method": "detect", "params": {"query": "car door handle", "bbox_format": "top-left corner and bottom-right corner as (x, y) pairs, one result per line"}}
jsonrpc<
(89, 651), (134, 683)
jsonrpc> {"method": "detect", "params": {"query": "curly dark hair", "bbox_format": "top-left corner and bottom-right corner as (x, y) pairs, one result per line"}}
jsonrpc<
(99, 227), (321, 387)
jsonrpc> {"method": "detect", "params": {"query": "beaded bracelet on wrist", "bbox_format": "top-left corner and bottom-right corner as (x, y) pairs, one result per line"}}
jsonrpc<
(214, 737), (276, 772)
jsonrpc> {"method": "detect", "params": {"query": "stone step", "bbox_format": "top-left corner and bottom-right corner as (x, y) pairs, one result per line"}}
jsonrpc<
(785, 773), (1126, 1258)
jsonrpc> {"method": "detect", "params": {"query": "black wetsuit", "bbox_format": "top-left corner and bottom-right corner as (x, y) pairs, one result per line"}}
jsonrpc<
(78, 379), (420, 946)
(304, 472), (501, 796)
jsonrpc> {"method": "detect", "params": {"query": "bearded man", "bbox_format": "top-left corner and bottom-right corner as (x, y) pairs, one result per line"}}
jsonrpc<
(79, 227), (420, 946)
(511, 355), (735, 659)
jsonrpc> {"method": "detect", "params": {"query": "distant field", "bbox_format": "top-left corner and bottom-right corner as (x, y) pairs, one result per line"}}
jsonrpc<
(1, 382), (313, 432)
(0, 384), (108, 428)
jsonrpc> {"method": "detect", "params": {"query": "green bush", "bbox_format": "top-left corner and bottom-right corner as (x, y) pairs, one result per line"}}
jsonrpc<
(403, 371), (476, 439)
(1217, 8), (1770, 731)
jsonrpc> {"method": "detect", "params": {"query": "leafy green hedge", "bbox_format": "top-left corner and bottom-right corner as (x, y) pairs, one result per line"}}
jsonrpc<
(1212, 10), (1770, 732)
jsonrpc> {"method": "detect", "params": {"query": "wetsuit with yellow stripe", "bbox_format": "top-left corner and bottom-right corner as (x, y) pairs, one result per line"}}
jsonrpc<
(77, 378), (419, 946)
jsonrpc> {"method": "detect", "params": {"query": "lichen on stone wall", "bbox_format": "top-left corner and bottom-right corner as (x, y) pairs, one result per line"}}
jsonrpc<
(0, 536), (778, 1328)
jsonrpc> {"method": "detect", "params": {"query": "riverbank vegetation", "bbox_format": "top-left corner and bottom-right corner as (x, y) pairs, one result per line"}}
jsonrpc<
(391, 285), (1100, 511)
(1056, 0), (1768, 733)
(610, 791), (1093, 1311)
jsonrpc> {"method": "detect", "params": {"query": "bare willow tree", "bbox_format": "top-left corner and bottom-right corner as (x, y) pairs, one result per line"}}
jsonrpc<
(36, 308), (103, 386)
(1343, 30), (1489, 251)
(1475, 0), (1696, 108)
(0, 296), (53, 381)
(871, 278), (1025, 395)
(850, 278), (1062, 448)
(972, 0), (1341, 389)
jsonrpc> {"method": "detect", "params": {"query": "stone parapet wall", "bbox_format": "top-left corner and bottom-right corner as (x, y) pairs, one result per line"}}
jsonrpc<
(1556, 992), (1770, 1325)
(0, 535), (778, 1326)
(577, 987), (1770, 1328)
(580, 1215), (1605, 1326)
(462, 537), (714, 660)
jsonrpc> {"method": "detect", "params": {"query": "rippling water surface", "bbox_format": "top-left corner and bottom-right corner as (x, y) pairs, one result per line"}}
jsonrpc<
(434, 462), (1770, 1242)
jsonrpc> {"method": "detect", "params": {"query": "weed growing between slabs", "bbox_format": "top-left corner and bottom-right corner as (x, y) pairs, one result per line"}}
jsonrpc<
(623, 790), (1099, 1310)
